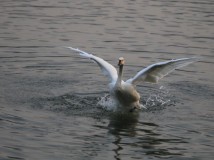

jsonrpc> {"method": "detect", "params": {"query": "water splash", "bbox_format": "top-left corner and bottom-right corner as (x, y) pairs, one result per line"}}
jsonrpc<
(97, 94), (118, 111)
(144, 86), (172, 109)
(32, 85), (175, 115)
(97, 86), (172, 112)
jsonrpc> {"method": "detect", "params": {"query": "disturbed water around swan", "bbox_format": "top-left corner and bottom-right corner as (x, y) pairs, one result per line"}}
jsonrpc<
(0, 0), (214, 160)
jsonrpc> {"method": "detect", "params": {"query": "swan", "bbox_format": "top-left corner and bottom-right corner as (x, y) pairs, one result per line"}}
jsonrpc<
(66, 47), (198, 112)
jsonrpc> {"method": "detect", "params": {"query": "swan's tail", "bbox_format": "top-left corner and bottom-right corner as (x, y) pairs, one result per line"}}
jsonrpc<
(65, 47), (92, 59)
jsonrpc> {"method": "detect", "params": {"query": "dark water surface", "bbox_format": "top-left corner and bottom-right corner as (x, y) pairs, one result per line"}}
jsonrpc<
(0, 0), (214, 159)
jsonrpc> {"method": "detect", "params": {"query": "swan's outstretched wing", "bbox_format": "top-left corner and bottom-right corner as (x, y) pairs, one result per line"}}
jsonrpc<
(126, 57), (198, 85)
(66, 47), (118, 83)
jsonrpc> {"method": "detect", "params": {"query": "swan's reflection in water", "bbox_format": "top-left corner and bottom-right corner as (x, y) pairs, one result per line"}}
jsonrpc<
(108, 112), (139, 159)
(108, 112), (140, 136)
(108, 112), (183, 159)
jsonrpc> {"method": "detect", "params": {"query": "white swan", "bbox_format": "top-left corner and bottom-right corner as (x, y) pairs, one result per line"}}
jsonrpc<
(66, 47), (198, 112)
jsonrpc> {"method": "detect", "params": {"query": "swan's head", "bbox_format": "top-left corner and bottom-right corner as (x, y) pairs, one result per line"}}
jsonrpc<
(118, 57), (125, 66)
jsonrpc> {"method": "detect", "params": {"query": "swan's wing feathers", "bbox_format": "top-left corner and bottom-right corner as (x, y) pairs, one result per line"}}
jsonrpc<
(127, 57), (198, 85)
(66, 47), (118, 83)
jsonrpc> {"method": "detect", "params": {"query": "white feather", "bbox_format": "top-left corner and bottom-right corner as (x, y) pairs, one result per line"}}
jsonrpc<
(66, 47), (118, 83)
(126, 57), (199, 85)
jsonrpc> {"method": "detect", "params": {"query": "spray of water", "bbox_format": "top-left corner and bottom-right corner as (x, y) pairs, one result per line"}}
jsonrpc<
(97, 85), (172, 111)
(97, 94), (118, 111)
(144, 86), (171, 108)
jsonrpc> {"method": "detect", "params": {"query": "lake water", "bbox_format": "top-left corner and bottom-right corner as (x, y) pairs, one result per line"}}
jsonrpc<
(0, 0), (214, 159)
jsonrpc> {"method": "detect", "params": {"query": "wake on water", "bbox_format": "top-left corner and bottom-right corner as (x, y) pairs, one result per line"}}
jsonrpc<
(33, 85), (175, 116)
(97, 86), (174, 112)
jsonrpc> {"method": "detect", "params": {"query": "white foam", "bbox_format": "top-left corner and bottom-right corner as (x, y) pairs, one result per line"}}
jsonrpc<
(97, 94), (118, 111)
(145, 86), (171, 108)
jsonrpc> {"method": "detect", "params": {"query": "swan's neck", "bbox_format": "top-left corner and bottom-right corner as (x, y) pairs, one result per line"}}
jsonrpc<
(116, 65), (123, 86)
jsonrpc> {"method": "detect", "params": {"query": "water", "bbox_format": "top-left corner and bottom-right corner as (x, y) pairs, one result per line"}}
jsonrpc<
(0, 0), (214, 159)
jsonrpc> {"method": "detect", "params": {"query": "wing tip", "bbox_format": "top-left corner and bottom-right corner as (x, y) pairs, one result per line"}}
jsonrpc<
(64, 46), (79, 52)
(64, 46), (92, 58)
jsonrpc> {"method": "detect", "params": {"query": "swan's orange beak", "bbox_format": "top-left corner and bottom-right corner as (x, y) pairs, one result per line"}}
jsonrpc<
(118, 57), (125, 66)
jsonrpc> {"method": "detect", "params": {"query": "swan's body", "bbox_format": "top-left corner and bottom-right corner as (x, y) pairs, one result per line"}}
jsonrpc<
(111, 81), (141, 111)
(67, 47), (198, 111)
